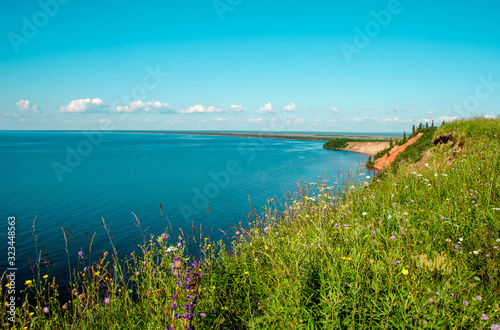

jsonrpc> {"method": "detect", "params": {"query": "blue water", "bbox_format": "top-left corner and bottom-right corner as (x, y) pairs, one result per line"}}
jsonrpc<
(0, 132), (371, 288)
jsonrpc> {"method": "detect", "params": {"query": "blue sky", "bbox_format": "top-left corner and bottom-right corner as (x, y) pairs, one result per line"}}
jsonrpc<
(1, 0), (499, 132)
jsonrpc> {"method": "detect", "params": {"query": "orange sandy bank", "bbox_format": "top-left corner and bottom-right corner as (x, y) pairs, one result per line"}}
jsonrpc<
(342, 141), (390, 155)
(373, 133), (423, 170)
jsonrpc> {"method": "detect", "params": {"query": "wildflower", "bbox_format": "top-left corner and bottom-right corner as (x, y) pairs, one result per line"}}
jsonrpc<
(200, 312), (207, 317)
(254, 258), (259, 262)
(362, 212), (367, 216)
(371, 230), (376, 235)
(436, 292), (439, 295)
(177, 242), (182, 247)
(341, 257), (352, 261)
(235, 231), (240, 235)
(481, 314), (489, 321)
(43, 275), (48, 279)
(244, 271), (249, 275)
(390, 236), (396, 239)
(43, 306), (49, 314)
(463, 300), (469, 306)
(474, 276), (480, 281)
(5, 283), (10, 288)
(475, 295), (482, 301)
(491, 324), (500, 330)
(62, 304), (67, 309)
(401, 269), (409, 275)
(264, 227), (271, 234)
(25, 280), (33, 286)
(103, 251), (108, 257)
(78, 250), (84, 257)
(429, 298), (433, 303)
(275, 231), (279, 236)
(454, 245), (460, 250)
(394, 260), (401, 265)
(473, 250), (479, 255)
(264, 245), (269, 251)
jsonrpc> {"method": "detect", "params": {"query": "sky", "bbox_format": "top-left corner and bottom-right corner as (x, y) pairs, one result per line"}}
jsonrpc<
(1, 0), (499, 132)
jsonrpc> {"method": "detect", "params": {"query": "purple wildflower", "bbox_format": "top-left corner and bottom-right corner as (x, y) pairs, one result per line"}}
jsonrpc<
(235, 231), (240, 235)
(454, 244), (460, 250)
(491, 324), (500, 330)
(371, 230), (375, 235)
(200, 312), (207, 317)
(390, 236), (396, 239)
(78, 250), (84, 258)
(463, 300), (469, 306)
(254, 258), (259, 262)
(436, 292), (439, 296)
(104, 297), (110, 304)
(394, 260), (401, 265)
(428, 298), (433, 303)
(43, 306), (49, 314)
(475, 295), (482, 301)
(481, 314), (489, 321)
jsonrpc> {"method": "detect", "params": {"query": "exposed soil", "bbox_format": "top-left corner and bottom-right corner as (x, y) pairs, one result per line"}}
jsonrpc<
(373, 133), (423, 170)
(342, 141), (390, 155)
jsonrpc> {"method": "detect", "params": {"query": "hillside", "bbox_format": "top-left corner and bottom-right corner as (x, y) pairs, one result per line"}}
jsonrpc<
(3, 117), (499, 329)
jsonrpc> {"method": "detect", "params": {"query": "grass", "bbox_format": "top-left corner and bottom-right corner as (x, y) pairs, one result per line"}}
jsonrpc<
(2, 117), (500, 329)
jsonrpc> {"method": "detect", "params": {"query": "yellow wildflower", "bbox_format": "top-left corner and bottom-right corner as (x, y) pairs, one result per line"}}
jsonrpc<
(264, 245), (269, 251)
(5, 283), (10, 288)
(401, 269), (409, 275)
(43, 275), (48, 279)
(341, 257), (352, 261)
(244, 271), (249, 275)
(25, 280), (33, 286)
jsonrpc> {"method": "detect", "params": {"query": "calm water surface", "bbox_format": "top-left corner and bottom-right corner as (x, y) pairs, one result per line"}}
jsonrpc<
(0, 132), (372, 286)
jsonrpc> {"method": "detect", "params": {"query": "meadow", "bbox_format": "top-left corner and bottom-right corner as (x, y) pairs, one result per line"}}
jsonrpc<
(2, 117), (499, 329)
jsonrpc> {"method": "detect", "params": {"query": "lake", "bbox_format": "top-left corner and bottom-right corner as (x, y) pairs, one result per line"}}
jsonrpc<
(0, 131), (373, 288)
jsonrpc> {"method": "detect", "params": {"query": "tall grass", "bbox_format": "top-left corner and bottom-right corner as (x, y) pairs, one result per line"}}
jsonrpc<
(2, 117), (499, 329)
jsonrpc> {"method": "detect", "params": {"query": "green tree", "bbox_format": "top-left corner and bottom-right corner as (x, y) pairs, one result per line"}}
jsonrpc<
(403, 131), (406, 142)
(431, 120), (434, 128)
(389, 137), (394, 148)
(426, 122), (429, 129)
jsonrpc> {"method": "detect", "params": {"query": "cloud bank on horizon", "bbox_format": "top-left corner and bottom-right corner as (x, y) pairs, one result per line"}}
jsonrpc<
(0, 0), (499, 132)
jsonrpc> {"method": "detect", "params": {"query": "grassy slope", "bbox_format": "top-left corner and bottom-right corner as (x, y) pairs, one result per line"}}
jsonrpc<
(2, 117), (499, 329)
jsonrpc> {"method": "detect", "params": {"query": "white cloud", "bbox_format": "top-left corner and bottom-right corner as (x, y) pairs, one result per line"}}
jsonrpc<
(1, 112), (8, 116)
(16, 100), (40, 113)
(61, 120), (72, 124)
(390, 107), (406, 114)
(405, 102), (417, 105)
(483, 114), (496, 119)
(227, 105), (245, 113)
(258, 102), (273, 114)
(97, 118), (110, 124)
(419, 118), (432, 123)
(361, 106), (372, 110)
(143, 118), (158, 123)
(328, 120), (337, 125)
(19, 118), (28, 122)
(331, 107), (339, 114)
(115, 100), (173, 113)
(437, 116), (458, 122)
(428, 111), (435, 114)
(343, 116), (373, 123)
(380, 117), (412, 123)
(244, 118), (263, 123)
(60, 98), (108, 113)
(283, 102), (296, 112)
(178, 104), (222, 114)
(287, 118), (304, 124)
(214, 117), (226, 121)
